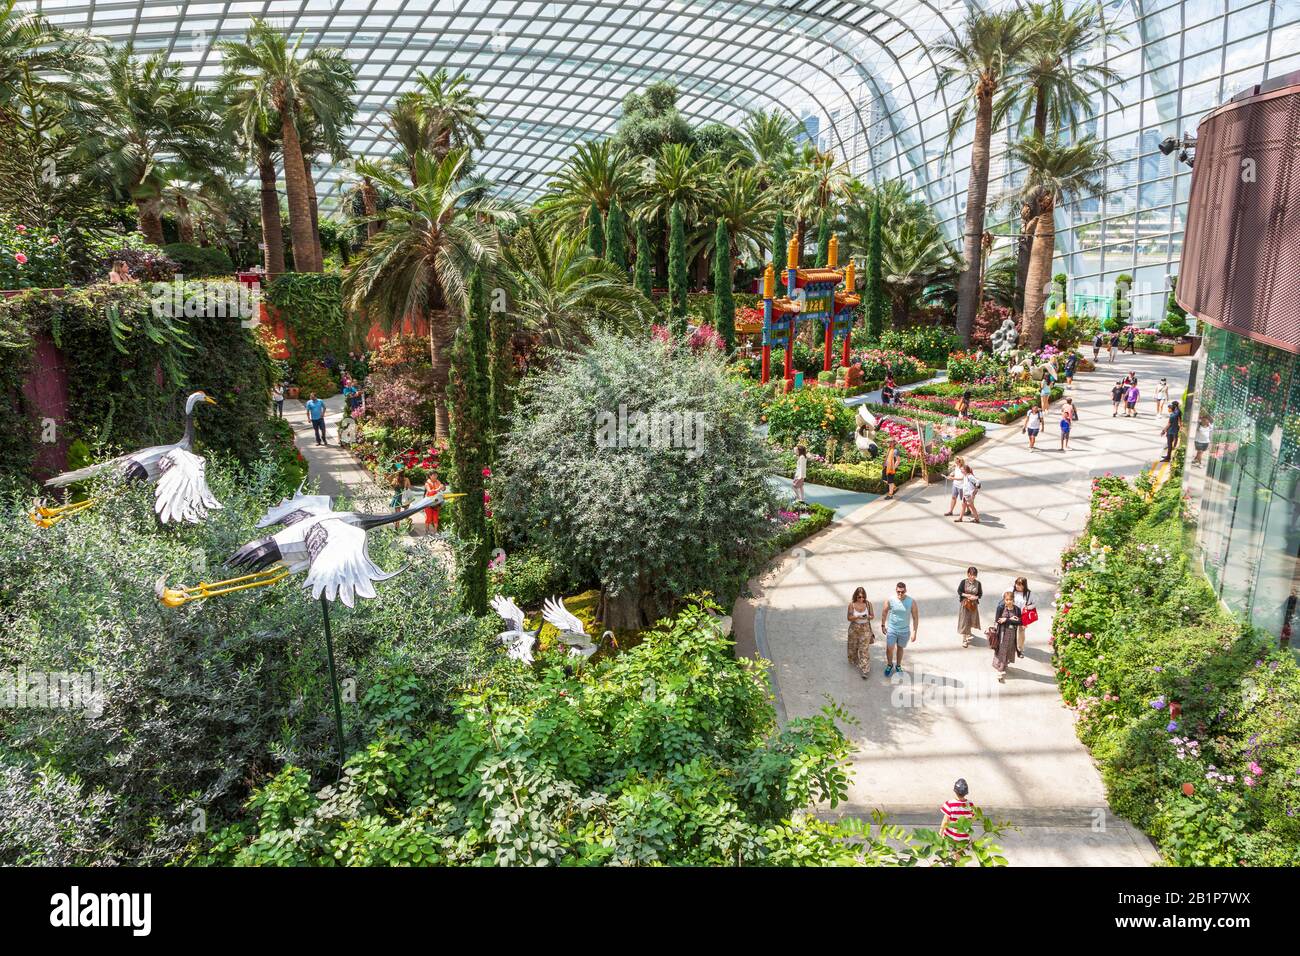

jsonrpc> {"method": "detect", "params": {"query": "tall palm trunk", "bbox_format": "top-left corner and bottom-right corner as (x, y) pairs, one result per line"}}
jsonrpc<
(176, 196), (194, 244)
(256, 142), (286, 276)
(304, 152), (325, 269)
(956, 78), (995, 345)
(134, 189), (165, 245)
(278, 106), (320, 273)
(1021, 197), (1056, 350)
(361, 176), (380, 238)
(1015, 89), (1051, 314)
(428, 307), (456, 439)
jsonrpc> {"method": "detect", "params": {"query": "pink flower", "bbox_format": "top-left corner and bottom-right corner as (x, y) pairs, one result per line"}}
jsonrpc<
(14, 252), (27, 264)
(481, 466), (492, 478)
(15, 224), (26, 233)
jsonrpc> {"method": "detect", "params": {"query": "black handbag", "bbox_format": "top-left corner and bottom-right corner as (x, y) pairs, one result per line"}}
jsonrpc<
(986, 625), (1000, 652)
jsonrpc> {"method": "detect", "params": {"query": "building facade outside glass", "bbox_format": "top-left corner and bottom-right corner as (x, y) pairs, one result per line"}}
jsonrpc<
(1185, 325), (1299, 646)
(32, 1), (1300, 326)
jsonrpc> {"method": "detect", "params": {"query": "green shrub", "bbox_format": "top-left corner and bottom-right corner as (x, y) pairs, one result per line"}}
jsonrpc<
(294, 360), (338, 398)
(264, 273), (355, 362)
(162, 242), (235, 278)
(766, 386), (856, 456)
(490, 551), (586, 608)
(877, 327), (962, 367)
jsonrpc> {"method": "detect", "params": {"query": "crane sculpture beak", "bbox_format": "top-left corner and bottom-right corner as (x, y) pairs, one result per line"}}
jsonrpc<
(205, 397), (218, 405)
(155, 567), (290, 607)
(441, 492), (466, 500)
(28, 497), (98, 528)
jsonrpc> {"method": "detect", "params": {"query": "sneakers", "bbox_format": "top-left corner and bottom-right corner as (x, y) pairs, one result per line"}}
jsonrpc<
(883, 664), (893, 677)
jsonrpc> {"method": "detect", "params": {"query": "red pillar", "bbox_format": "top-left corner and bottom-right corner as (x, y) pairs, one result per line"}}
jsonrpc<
(841, 328), (852, 366)
(823, 322), (833, 372)
(761, 344), (770, 384)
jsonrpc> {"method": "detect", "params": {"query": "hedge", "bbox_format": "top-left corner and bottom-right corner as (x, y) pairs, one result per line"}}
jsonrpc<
(1053, 455), (1300, 865)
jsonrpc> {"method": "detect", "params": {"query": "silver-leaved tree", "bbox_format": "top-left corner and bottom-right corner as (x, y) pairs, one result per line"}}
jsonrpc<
(495, 330), (780, 630)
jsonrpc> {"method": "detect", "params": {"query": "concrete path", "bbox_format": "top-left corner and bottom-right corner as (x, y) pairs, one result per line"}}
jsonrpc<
(286, 394), (373, 499)
(768, 475), (879, 520)
(739, 350), (1193, 866)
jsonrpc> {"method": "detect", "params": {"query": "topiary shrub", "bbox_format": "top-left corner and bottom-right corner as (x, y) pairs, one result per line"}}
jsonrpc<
(1159, 275), (1190, 338)
(161, 242), (235, 278)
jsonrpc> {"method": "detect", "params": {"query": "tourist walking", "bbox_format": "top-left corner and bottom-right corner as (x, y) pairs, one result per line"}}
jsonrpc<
(1161, 400), (1183, 462)
(1154, 378), (1170, 415)
(1059, 397), (1078, 451)
(956, 566), (983, 648)
(1192, 412), (1213, 466)
(1091, 331), (1103, 363)
(1124, 327), (1137, 354)
(882, 438), (900, 500)
(1039, 375), (1052, 413)
(846, 587), (875, 678)
(1022, 406), (1043, 450)
(1063, 352), (1078, 387)
(955, 464), (981, 523)
(271, 383), (284, 418)
(882, 581), (919, 678)
(956, 388), (972, 420)
(940, 779), (975, 846)
(1111, 380), (1126, 416)
(942, 455), (966, 515)
(1124, 379), (1140, 417)
(305, 392), (327, 445)
(1108, 330), (1120, 362)
(1011, 577), (1034, 657)
(991, 591), (1023, 682)
(793, 445), (807, 505)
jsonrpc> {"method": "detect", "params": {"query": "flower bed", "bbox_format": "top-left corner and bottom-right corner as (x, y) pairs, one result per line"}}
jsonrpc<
(762, 503), (835, 560)
(1121, 326), (1194, 354)
(849, 348), (927, 383)
(1052, 460), (1300, 866)
(900, 382), (1063, 424)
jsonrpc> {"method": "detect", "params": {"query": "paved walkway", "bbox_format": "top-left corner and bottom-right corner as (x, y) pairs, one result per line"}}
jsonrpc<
(739, 349), (1193, 866)
(286, 394), (373, 499)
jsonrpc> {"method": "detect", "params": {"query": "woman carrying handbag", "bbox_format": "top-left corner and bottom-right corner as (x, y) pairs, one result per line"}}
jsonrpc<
(991, 592), (1022, 682)
(1011, 577), (1036, 658)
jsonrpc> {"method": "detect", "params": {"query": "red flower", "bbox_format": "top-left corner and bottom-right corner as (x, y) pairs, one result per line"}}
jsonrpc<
(14, 252), (27, 265)
(481, 466), (492, 478)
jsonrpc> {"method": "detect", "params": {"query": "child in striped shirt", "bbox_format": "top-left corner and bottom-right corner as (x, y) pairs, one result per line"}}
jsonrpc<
(941, 778), (974, 842)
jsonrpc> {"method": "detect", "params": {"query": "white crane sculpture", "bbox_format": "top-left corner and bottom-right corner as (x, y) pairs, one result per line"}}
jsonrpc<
(32, 391), (222, 527)
(490, 595), (540, 665)
(542, 596), (616, 660)
(154, 483), (463, 772)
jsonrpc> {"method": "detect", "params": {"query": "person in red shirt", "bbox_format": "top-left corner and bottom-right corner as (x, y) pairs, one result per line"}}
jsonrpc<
(940, 778), (974, 843)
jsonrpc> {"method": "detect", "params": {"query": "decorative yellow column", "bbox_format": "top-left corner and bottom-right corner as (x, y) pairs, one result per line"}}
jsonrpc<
(827, 234), (838, 268)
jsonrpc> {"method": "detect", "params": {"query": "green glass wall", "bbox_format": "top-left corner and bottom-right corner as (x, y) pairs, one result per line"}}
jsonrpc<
(1186, 325), (1300, 645)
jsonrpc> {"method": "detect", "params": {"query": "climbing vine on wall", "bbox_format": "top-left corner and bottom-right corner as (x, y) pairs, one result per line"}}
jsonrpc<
(263, 273), (355, 363)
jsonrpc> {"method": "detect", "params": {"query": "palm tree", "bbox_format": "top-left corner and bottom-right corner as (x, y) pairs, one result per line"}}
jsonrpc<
(1, 0), (89, 111)
(342, 148), (513, 438)
(1003, 0), (1123, 311)
(72, 45), (223, 245)
(1013, 135), (1109, 348)
(692, 164), (778, 267)
(935, 7), (1036, 344)
(742, 109), (801, 178)
(788, 144), (851, 258)
(540, 139), (638, 232)
(217, 19), (356, 273)
(880, 218), (960, 327)
(635, 141), (721, 282)
(504, 221), (653, 348)
(408, 68), (485, 163)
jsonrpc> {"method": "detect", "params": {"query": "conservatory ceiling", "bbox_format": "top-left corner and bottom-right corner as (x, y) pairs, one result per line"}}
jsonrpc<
(32, 0), (966, 207)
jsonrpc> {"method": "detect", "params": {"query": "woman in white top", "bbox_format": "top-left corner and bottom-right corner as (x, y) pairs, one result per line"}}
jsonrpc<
(942, 455), (966, 516)
(793, 444), (807, 504)
(1192, 414), (1212, 466)
(1012, 577), (1034, 656)
(1154, 378), (1170, 414)
(1022, 407), (1043, 450)
(270, 384), (284, 418)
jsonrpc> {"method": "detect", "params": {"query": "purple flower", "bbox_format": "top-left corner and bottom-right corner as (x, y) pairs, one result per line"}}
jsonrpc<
(1150, 696), (1166, 710)
(1166, 721), (1178, 732)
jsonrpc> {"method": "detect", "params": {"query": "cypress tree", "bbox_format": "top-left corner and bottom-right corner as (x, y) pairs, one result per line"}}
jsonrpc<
(713, 220), (735, 352)
(586, 201), (604, 258)
(817, 214), (832, 266)
(448, 270), (491, 614)
(634, 218), (654, 299)
(668, 201), (688, 336)
(605, 197), (627, 272)
(772, 211), (787, 275)
(487, 279), (514, 463)
(866, 196), (887, 340)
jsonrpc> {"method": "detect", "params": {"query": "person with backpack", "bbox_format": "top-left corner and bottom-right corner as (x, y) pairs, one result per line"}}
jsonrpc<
(1108, 330), (1120, 362)
(1124, 327), (1137, 354)
(1063, 352), (1079, 387)
(1111, 380), (1126, 416)
(955, 464), (981, 523)
(1091, 331), (1103, 363)
(1022, 405), (1043, 450)
(1161, 401), (1183, 462)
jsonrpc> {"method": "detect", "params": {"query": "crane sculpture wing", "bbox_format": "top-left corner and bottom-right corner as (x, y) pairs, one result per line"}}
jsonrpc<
(542, 596), (587, 638)
(154, 448), (223, 524)
(256, 487), (334, 528)
(302, 519), (402, 607)
(490, 594), (526, 632)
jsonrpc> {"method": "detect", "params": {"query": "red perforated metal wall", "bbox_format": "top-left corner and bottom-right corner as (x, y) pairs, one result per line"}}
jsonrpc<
(1178, 75), (1300, 354)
